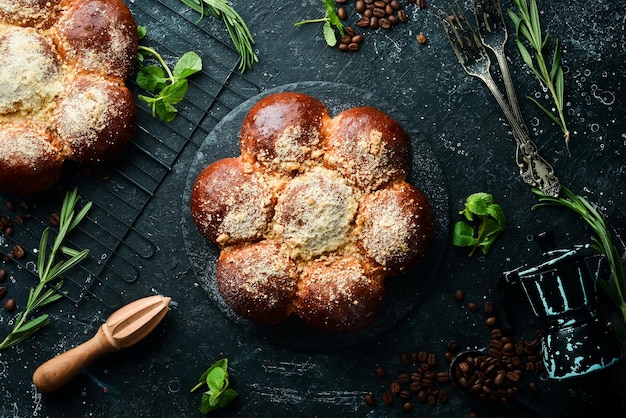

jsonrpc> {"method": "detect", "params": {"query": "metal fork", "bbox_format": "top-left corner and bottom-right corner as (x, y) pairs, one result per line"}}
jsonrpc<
(472, 0), (523, 125)
(439, 5), (560, 197)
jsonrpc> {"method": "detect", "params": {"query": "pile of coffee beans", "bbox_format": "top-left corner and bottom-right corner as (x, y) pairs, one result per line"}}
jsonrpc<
(450, 329), (543, 405)
(365, 289), (544, 416)
(333, 0), (428, 53)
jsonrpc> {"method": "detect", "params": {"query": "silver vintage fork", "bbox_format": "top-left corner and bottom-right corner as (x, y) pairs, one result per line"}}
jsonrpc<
(439, 5), (560, 197)
(472, 0), (524, 125)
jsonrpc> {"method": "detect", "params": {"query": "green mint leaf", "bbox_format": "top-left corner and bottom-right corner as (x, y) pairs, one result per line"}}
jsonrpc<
(216, 388), (239, 408)
(173, 51), (202, 79)
(194, 358), (237, 413)
(137, 25), (147, 40)
(206, 366), (227, 392)
(454, 193), (506, 256)
(452, 221), (478, 247)
(486, 203), (506, 228)
(323, 21), (337, 47)
(160, 79), (188, 105)
(154, 100), (178, 123)
(137, 66), (167, 91)
(460, 192), (494, 220)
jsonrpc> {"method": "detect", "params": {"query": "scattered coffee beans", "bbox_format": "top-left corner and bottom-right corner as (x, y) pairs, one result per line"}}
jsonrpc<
(335, 0), (428, 53)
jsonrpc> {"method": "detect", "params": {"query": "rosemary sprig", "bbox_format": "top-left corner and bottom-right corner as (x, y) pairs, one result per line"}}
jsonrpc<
(179, 0), (258, 72)
(0, 188), (92, 351)
(532, 186), (626, 325)
(508, 0), (570, 148)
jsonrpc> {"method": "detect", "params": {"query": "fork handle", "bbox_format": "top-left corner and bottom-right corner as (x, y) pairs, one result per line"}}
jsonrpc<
(481, 74), (561, 197)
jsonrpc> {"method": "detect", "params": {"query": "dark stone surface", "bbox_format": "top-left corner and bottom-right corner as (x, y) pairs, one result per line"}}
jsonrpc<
(1, 1), (625, 417)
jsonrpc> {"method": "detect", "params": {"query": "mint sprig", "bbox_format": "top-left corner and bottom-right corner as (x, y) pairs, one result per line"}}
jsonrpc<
(136, 26), (203, 122)
(294, 0), (344, 47)
(453, 192), (506, 256)
(191, 358), (238, 414)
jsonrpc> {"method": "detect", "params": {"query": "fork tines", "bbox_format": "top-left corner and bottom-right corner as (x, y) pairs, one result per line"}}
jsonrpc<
(473, 0), (507, 38)
(438, 6), (488, 75)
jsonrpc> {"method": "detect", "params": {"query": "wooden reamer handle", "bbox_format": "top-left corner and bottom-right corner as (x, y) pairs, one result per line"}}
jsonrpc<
(33, 325), (119, 393)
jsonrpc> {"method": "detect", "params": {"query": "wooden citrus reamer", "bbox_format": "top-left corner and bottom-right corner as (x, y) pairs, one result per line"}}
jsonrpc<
(33, 294), (171, 393)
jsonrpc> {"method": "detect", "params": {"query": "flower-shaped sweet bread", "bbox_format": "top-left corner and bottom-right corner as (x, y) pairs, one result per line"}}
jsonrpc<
(0, 0), (137, 195)
(190, 92), (434, 334)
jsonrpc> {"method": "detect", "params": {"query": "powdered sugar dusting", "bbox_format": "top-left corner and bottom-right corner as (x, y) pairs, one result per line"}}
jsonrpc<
(0, 28), (61, 115)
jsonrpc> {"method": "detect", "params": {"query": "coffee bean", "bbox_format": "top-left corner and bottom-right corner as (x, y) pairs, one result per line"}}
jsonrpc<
(398, 373), (410, 383)
(390, 0), (401, 10)
(390, 381), (401, 394)
(417, 390), (427, 403)
(0, 269), (6, 282)
(468, 302), (479, 312)
(416, 0), (426, 9)
(357, 16), (370, 27)
(427, 353), (437, 366)
(454, 289), (465, 301)
(399, 390), (411, 400)
(427, 395), (436, 406)
(375, 366), (386, 378)
(0, 286), (7, 299)
(402, 401), (413, 412)
(364, 393), (375, 406)
(12, 244), (25, 259)
(417, 350), (427, 362)
(348, 42), (360, 52)
(484, 300), (495, 314)
(337, 7), (347, 20)
(436, 371), (450, 383)
(416, 33), (428, 44)
(345, 26), (356, 37)
(352, 34), (364, 44)
(485, 316), (497, 327)
(338, 43), (349, 52)
(447, 339), (460, 353)
(398, 9), (408, 22)
(4, 298), (16, 312)
(438, 388), (448, 403)
(4, 226), (13, 236)
(382, 390), (393, 404)
(378, 17), (391, 29)
(529, 381), (539, 393)
(356, 0), (366, 13)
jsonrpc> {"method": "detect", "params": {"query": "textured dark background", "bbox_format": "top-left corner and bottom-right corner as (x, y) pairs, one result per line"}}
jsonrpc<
(1, 0), (625, 417)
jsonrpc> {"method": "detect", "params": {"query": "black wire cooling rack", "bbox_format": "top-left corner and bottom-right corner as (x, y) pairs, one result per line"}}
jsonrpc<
(0, 0), (261, 308)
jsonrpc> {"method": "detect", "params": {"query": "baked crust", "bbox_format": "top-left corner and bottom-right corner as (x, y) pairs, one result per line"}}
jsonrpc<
(0, 0), (137, 195)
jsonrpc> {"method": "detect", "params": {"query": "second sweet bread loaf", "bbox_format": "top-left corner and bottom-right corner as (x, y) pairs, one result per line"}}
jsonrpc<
(0, 0), (138, 195)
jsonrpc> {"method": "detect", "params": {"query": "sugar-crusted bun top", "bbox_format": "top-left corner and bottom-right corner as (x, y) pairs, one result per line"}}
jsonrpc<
(191, 92), (434, 333)
(0, 0), (137, 195)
